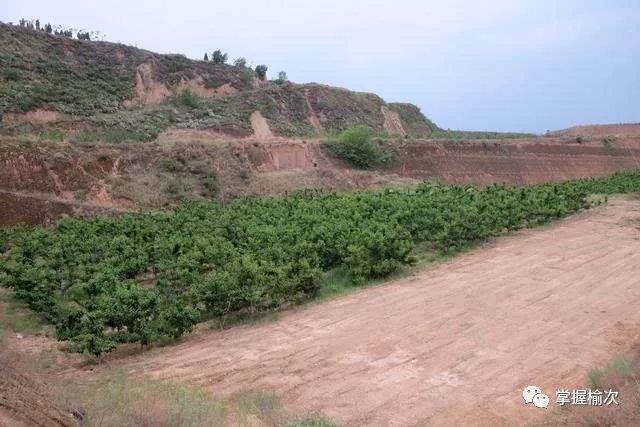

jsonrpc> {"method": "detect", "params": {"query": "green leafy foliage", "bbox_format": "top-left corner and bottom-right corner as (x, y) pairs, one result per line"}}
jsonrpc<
(212, 50), (228, 64)
(2, 67), (19, 81)
(39, 129), (66, 142)
(323, 125), (395, 169)
(201, 172), (220, 198)
(255, 65), (268, 79)
(172, 89), (201, 109)
(273, 71), (288, 85)
(234, 57), (247, 68)
(1, 171), (639, 356)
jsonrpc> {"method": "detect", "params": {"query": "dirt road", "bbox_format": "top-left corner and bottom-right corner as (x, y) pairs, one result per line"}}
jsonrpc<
(136, 198), (640, 425)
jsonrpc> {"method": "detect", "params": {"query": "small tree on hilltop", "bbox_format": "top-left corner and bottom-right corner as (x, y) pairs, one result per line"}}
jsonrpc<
(274, 71), (288, 85)
(212, 50), (228, 64)
(77, 30), (91, 41)
(203, 53), (209, 61)
(44, 23), (52, 34)
(233, 57), (247, 68)
(255, 65), (268, 80)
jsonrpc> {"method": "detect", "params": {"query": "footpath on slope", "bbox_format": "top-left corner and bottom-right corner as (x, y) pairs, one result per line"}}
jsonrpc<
(132, 197), (640, 425)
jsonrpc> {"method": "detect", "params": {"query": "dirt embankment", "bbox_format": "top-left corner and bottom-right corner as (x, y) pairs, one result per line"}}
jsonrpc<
(394, 137), (640, 185)
(1, 134), (640, 226)
(132, 197), (640, 425)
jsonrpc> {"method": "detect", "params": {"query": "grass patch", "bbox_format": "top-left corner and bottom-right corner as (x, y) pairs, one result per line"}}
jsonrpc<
(286, 416), (339, 427)
(72, 128), (157, 143)
(543, 352), (640, 425)
(0, 287), (45, 334)
(57, 372), (228, 426)
(159, 157), (184, 173)
(589, 356), (636, 389)
(53, 371), (337, 426)
(39, 129), (66, 142)
(315, 266), (355, 299)
(173, 89), (202, 109)
(233, 389), (281, 422)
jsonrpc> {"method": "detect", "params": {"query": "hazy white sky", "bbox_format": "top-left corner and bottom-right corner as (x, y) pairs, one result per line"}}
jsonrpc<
(2, 0), (639, 133)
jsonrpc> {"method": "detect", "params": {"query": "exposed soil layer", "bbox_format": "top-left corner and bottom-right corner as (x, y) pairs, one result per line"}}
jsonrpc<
(2, 135), (640, 225)
(0, 191), (126, 226)
(394, 137), (640, 185)
(134, 198), (640, 425)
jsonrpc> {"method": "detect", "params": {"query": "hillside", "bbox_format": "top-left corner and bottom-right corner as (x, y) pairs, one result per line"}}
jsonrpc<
(1, 22), (640, 227)
(0, 22), (435, 140)
(548, 123), (640, 138)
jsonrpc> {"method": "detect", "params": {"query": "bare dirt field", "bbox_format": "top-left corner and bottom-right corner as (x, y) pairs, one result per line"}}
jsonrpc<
(131, 198), (640, 425)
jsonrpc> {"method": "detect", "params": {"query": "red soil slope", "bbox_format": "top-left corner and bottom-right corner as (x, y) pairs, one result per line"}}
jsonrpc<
(394, 137), (640, 185)
(2, 134), (640, 226)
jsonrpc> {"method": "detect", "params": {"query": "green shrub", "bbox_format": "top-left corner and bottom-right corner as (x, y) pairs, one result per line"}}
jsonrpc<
(2, 68), (19, 81)
(159, 158), (182, 173)
(72, 128), (155, 144)
(212, 50), (228, 64)
(234, 57), (247, 68)
(255, 65), (268, 79)
(202, 172), (220, 198)
(173, 89), (200, 109)
(273, 71), (288, 85)
(39, 129), (66, 142)
(323, 125), (393, 169)
(5, 89), (35, 112)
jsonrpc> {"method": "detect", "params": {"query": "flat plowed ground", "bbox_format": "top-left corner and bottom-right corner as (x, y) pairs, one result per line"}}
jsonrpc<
(137, 198), (640, 425)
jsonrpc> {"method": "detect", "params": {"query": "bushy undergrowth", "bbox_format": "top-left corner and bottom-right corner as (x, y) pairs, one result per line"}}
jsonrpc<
(172, 89), (201, 109)
(323, 125), (394, 169)
(1, 171), (639, 356)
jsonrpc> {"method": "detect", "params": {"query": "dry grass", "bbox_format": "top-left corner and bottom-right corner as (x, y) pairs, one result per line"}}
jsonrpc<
(0, 287), (46, 335)
(51, 371), (338, 427)
(56, 372), (228, 426)
(538, 351), (640, 426)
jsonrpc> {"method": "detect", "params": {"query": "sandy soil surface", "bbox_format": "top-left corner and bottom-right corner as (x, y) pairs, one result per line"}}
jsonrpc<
(135, 198), (640, 425)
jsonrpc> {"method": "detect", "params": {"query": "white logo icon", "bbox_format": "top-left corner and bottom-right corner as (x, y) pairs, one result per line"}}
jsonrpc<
(533, 392), (550, 408)
(523, 385), (549, 408)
